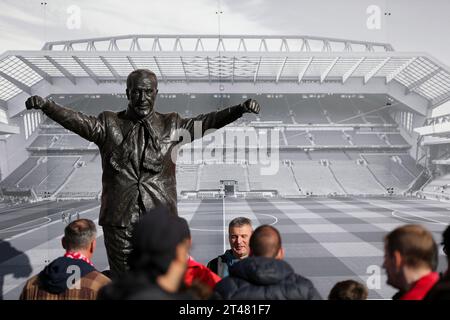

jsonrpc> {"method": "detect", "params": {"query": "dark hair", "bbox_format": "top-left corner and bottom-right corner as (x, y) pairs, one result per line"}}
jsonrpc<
(126, 69), (158, 89)
(442, 225), (450, 257)
(328, 280), (368, 300)
(228, 217), (252, 230)
(249, 225), (281, 258)
(384, 224), (438, 270)
(129, 206), (190, 279)
(63, 219), (96, 251)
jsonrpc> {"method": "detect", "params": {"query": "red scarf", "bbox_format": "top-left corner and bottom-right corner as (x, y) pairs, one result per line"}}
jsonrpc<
(400, 272), (439, 300)
(64, 251), (94, 267)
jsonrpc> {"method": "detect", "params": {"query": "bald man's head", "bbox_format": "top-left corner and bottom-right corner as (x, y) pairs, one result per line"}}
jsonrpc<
(249, 225), (283, 259)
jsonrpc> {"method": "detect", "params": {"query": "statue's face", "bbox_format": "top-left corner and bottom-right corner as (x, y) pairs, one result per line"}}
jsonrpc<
(127, 74), (158, 118)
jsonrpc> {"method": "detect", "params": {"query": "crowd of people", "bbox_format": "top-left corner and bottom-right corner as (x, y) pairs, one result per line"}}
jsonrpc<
(18, 206), (450, 300)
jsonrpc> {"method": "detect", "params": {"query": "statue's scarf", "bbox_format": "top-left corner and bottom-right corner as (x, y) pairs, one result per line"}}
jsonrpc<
(110, 113), (163, 173)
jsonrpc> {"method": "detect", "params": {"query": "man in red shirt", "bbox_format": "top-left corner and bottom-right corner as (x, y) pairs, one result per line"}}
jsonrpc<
(383, 224), (439, 300)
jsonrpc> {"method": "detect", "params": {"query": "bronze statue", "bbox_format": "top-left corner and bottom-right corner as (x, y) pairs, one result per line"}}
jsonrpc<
(25, 69), (260, 278)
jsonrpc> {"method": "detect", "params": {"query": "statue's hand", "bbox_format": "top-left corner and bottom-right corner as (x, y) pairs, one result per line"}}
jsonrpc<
(241, 98), (260, 114)
(25, 95), (49, 110)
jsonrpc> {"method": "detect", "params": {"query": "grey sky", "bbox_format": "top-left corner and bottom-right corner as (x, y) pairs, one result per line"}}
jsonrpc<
(0, 0), (449, 65)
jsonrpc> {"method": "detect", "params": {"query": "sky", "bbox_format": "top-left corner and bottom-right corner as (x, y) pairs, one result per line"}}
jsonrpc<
(0, 0), (449, 65)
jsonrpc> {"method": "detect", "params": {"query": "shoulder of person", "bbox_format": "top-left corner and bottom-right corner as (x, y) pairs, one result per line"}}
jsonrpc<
(97, 110), (119, 122)
(207, 256), (219, 267)
(291, 272), (314, 285)
(23, 274), (40, 289)
(82, 270), (112, 289)
(214, 275), (245, 298)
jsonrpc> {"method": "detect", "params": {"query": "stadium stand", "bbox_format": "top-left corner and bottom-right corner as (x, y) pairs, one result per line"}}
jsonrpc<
(289, 98), (329, 124)
(308, 151), (350, 161)
(4, 156), (80, 197)
(280, 150), (311, 161)
(28, 135), (56, 149)
(421, 174), (450, 197)
(347, 131), (387, 146)
(322, 97), (360, 123)
(329, 160), (387, 194)
(285, 130), (312, 146)
(292, 161), (343, 195)
(176, 164), (199, 195)
(248, 163), (300, 196)
(361, 154), (414, 192)
(252, 95), (290, 122)
(34, 157), (80, 197)
(51, 135), (90, 149)
(0, 157), (39, 188)
(198, 164), (249, 191)
(0, 93), (424, 198)
(344, 151), (362, 160)
(386, 133), (409, 146)
(399, 155), (424, 176)
(56, 154), (102, 199)
(311, 130), (349, 146)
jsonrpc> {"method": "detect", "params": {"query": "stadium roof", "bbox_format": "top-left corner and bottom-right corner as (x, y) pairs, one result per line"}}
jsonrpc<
(1, 35), (450, 118)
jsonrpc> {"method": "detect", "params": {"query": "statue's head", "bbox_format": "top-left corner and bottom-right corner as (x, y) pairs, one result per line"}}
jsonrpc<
(126, 69), (158, 119)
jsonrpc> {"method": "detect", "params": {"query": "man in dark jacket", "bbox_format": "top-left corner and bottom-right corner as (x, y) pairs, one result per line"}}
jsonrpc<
(98, 206), (194, 300)
(207, 217), (253, 277)
(20, 219), (110, 300)
(25, 69), (261, 278)
(214, 225), (321, 300)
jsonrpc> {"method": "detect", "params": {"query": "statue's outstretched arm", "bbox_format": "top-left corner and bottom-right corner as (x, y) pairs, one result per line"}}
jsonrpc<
(25, 95), (106, 146)
(177, 99), (261, 140)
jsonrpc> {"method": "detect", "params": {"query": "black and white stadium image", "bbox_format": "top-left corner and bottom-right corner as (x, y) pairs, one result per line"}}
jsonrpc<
(0, 0), (450, 306)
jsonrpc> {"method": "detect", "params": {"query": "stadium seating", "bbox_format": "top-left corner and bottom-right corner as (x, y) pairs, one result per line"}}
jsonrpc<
(292, 161), (343, 195)
(57, 155), (102, 198)
(52, 94), (124, 115)
(284, 130), (312, 146)
(347, 131), (387, 146)
(280, 150), (311, 161)
(0, 157), (39, 188)
(34, 157), (80, 197)
(361, 154), (414, 191)
(28, 134), (91, 150)
(344, 151), (363, 160)
(386, 133), (409, 146)
(51, 135), (90, 149)
(329, 160), (387, 194)
(248, 164), (300, 196)
(251, 95), (291, 122)
(422, 174), (450, 197)
(14, 156), (79, 196)
(198, 164), (249, 191)
(1, 93), (424, 198)
(399, 155), (424, 176)
(28, 135), (56, 149)
(311, 130), (349, 146)
(308, 151), (350, 161)
(289, 98), (329, 124)
(176, 164), (199, 194)
(322, 97), (361, 123)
